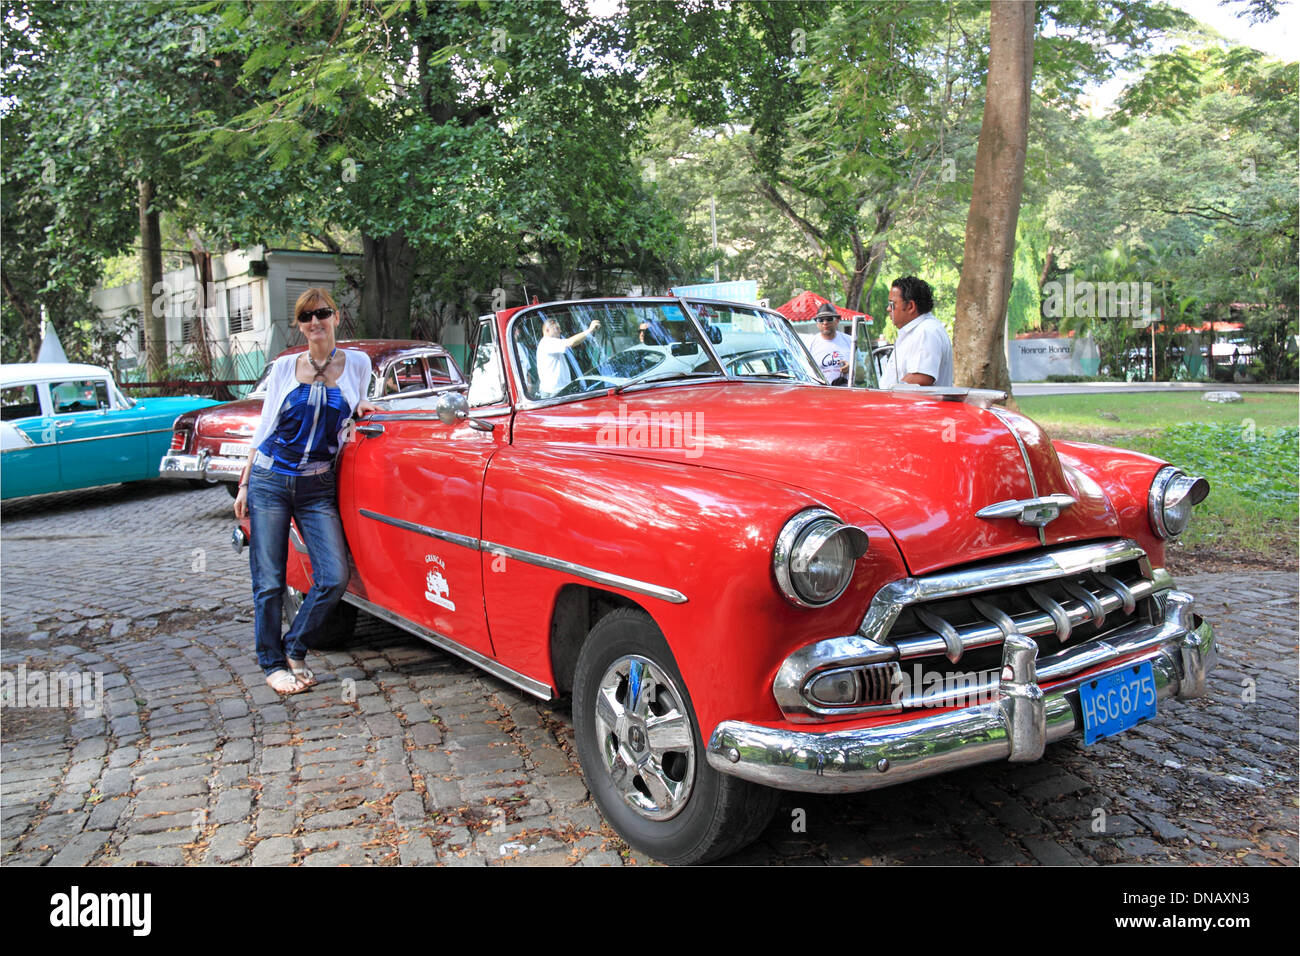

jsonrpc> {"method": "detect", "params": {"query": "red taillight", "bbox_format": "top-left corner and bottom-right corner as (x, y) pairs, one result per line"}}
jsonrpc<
(170, 428), (191, 453)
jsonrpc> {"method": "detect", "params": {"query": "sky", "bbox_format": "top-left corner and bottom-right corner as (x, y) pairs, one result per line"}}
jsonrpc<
(1171, 0), (1298, 58)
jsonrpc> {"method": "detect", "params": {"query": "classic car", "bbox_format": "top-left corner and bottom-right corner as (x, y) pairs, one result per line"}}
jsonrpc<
(236, 297), (1214, 864)
(161, 340), (462, 492)
(0, 362), (219, 500)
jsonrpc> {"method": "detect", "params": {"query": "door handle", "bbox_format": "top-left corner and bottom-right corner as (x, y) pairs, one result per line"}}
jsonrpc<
(356, 423), (385, 437)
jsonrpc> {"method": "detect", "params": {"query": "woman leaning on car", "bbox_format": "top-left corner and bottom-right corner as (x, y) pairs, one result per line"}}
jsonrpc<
(233, 289), (378, 696)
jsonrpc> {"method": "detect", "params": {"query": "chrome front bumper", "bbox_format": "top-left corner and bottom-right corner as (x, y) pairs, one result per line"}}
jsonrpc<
(705, 590), (1215, 793)
(159, 451), (245, 482)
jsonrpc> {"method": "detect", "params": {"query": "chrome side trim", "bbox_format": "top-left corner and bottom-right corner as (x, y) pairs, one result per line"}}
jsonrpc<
(289, 524), (308, 554)
(480, 541), (689, 605)
(710, 594), (1215, 793)
(341, 592), (553, 701)
(358, 509), (688, 604)
(359, 509), (480, 551)
(53, 426), (175, 445)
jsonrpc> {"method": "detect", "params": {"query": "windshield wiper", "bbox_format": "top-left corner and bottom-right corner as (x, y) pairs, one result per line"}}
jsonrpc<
(614, 370), (721, 394)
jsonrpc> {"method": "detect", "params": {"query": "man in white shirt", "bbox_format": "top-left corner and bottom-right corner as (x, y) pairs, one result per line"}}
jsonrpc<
(536, 317), (600, 396)
(804, 302), (853, 385)
(878, 276), (954, 388)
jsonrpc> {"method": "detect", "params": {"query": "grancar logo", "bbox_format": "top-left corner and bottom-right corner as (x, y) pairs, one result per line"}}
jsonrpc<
(49, 886), (151, 936)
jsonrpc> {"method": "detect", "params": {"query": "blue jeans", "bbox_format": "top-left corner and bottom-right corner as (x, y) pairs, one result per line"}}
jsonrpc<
(248, 464), (350, 674)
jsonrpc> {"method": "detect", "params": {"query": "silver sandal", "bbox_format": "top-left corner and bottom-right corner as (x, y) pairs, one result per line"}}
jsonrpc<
(266, 668), (306, 696)
(287, 658), (317, 689)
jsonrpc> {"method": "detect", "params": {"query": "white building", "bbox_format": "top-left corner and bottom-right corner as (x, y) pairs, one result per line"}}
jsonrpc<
(91, 246), (355, 392)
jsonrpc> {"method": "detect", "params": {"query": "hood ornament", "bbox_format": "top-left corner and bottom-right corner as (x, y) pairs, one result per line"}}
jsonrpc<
(977, 494), (1076, 528)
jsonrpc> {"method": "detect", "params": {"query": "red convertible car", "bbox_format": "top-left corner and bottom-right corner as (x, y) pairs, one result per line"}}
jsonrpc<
(236, 297), (1214, 864)
(161, 340), (462, 492)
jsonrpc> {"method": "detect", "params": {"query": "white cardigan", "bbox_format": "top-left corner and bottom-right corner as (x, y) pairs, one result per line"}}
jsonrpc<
(248, 349), (372, 459)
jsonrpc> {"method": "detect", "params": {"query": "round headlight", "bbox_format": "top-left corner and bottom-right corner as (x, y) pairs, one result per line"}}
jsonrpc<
(1148, 466), (1211, 539)
(773, 509), (869, 608)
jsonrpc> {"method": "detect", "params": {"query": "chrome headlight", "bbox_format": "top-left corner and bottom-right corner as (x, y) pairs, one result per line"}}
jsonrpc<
(1148, 466), (1210, 539)
(773, 509), (869, 608)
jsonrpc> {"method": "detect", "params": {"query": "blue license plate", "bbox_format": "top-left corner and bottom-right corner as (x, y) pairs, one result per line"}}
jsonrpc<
(1079, 661), (1157, 745)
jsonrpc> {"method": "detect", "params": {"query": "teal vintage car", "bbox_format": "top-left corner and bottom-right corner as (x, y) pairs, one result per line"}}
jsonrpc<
(0, 362), (219, 500)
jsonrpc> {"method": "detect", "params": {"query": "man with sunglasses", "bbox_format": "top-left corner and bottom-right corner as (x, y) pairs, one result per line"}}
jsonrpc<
(879, 276), (953, 388)
(805, 302), (853, 386)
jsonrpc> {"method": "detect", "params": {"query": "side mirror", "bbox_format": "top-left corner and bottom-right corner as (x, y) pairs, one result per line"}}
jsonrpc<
(435, 390), (494, 432)
(435, 391), (469, 425)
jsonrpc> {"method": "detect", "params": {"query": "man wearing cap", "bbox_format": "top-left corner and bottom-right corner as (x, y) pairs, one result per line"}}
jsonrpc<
(878, 276), (953, 388)
(805, 302), (853, 386)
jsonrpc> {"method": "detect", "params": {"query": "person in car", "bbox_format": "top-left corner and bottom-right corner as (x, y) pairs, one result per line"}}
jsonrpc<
(535, 316), (600, 396)
(233, 289), (379, 696)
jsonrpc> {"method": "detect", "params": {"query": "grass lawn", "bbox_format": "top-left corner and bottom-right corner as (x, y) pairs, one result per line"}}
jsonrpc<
(1017, 391), (1298, 568)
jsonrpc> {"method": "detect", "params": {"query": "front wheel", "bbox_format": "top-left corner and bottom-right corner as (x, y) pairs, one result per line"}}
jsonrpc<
(572, 608), (779, 865)
(283, 584), (358, 650)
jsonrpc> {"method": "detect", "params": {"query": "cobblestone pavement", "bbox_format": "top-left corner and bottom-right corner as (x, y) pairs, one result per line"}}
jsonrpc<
(2, 482), (1296, 866)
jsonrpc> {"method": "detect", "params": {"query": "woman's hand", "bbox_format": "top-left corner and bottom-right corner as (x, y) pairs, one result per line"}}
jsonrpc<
(234, 484), (249, 519)
(356, 400), (380, 417)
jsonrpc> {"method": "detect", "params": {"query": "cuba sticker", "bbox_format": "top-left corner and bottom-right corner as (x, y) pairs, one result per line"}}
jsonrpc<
(424, 554), (455, 610)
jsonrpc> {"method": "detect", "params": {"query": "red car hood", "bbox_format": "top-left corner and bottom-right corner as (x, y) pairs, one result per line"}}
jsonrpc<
(511, 384), (1120, 575)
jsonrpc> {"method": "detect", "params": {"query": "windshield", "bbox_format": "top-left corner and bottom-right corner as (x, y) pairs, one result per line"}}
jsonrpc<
(510, 299), (825, 401)
(511, 301), (725, 401)
(683, 300), (824, 384)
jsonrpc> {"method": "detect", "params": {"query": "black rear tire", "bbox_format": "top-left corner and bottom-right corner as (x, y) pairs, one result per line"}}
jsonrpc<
(572, 608), (779, 865)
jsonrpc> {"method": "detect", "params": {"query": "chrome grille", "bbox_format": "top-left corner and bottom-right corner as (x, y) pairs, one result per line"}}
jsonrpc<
(886, 558), (1157, 667)
(849, 540), (1166, 714)
(774, 539), (1176, 721)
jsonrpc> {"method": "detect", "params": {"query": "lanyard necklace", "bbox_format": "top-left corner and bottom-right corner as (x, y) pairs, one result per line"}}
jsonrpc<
(307, 348), (336, 382)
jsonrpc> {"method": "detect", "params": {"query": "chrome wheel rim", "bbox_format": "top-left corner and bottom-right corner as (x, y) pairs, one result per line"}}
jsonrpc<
(593, 654), (696, 821)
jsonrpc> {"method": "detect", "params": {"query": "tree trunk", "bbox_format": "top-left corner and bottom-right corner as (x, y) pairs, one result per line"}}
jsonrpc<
(845, 206), (892, 313)
(952, 0), (1034, 394)
(1, 267), (43, 361)
(359, 232), (417, 338)
(187, 233), (215, 380)
(139, 178), (166, 378)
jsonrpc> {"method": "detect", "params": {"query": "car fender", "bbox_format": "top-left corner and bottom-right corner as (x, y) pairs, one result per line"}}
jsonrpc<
(480, 446), (907, 734)
(1053, 440), (1168, 562)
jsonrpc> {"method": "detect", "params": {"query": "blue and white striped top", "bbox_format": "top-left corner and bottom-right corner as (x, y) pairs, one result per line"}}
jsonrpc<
(248, 349), (373, 476)
(257, 382), (351, 475)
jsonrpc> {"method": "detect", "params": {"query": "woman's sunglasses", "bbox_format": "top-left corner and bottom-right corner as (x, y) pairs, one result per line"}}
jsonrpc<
(297, 307), (335, 323)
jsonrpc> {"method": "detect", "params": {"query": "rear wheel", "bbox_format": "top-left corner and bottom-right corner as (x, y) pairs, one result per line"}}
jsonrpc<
(283, 584), (358, 650)
(572, 608), (779, 865)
